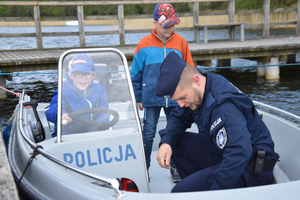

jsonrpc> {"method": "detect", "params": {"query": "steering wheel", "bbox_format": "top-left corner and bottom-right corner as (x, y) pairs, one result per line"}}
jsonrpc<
(66, 107), (119, 132)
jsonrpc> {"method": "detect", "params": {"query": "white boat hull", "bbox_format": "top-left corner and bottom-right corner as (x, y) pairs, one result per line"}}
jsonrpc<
(7, 48), (300, 200)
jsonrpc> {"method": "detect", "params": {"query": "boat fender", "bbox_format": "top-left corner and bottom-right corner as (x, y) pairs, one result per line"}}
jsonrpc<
(120, 178), (139, 192)
(3, 123), (11, 146)
(23, 100), (45, 143)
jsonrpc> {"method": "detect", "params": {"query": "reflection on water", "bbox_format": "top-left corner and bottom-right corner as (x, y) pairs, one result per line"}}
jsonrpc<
(0, 26), (297, 50)
(214, 65), (300, 118)
(0, 71), (57, 125)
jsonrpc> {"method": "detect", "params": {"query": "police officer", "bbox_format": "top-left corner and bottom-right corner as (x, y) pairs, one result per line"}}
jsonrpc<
(155, 51), (278, 192)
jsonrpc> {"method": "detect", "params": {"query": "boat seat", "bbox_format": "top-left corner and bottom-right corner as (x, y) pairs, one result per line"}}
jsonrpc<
(22, 102), (54, 143)
(37, 104), (55, 140)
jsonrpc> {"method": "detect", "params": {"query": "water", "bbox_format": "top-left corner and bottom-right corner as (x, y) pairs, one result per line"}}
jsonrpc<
(0, 25), (300, 131)
(0, 25), (297, 49)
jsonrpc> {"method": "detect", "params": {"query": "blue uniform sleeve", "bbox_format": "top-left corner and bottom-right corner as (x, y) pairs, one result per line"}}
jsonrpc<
(130, 50), (145, 103)
(208, 101), (252, 190)
(159, 107), (194, 147)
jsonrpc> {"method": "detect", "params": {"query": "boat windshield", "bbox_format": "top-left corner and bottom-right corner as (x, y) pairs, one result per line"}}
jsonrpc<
(57, 49), (141, 139)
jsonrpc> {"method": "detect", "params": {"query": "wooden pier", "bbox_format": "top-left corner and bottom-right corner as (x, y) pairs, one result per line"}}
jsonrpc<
(1, 0), (300, 49)
(1, 35), (299, 74)
(0, 36), (300, 68)
(0, 127), (19, 200)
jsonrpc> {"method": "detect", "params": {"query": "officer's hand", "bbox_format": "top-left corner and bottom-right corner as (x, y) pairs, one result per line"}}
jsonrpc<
(62, 113), (72, 124)
(137, 102), (143, 111)
(156, 143), (172, 169)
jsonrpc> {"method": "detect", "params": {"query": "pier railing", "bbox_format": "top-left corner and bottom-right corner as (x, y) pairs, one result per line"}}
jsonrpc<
(1, 0), (300, 50)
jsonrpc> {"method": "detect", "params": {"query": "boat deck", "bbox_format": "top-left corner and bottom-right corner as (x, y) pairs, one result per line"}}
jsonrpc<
(149, 150), (176, 193)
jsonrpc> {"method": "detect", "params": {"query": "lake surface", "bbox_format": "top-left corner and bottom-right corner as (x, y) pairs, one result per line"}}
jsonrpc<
(0, 25), (300, 131)
(0, 25), (297, 49)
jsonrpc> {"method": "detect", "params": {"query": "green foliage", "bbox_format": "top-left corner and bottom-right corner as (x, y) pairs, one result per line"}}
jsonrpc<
(236, 0), (263, 10)
(270, 0), (297, 8)
(172, 3), (193, 13)
(199, 2), (228, 11)
(0, 0), (298, 17)
(124, 4), (144, 15)
(0, 6), (5, 16)
(141, 4), (156, 15)
(236, 0), (297, 10)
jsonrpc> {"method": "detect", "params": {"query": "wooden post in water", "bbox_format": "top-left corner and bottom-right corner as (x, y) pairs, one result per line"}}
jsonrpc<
(257, 61), (266, 77)
(297, 0), (300, 36)
(77, 5), (86, 47)
(118, 5), (125, 46)
(0, 76), (7, 99)
(263, 0), (270, 38)
(265, 57), (280, 80)
(33, 6), (43, 50)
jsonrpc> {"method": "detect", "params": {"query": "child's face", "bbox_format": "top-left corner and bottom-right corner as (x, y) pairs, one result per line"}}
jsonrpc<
(69, 71), (95, 90)
(153, 21), (175, 40)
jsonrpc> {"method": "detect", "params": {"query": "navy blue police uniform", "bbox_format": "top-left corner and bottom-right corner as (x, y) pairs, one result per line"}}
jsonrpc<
(155, 51), (278, 192)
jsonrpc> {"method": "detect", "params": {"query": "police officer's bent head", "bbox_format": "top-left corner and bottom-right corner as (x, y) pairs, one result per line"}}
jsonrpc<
(155, 51), (206, 110)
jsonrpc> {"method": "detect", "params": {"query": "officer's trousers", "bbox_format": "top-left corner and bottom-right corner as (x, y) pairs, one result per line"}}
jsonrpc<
(171, 132), (273, 192)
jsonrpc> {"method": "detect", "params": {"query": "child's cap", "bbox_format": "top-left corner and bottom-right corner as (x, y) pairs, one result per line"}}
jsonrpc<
(69, 54), (95, 73)
(155, 51), (186, 98)
(153, 3), (180, 28)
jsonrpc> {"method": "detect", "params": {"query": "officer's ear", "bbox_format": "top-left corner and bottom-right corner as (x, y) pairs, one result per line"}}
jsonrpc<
(192, 75), (201, 87)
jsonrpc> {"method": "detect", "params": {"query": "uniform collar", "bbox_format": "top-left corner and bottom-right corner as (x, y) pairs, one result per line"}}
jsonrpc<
(202, 73), (215, 110)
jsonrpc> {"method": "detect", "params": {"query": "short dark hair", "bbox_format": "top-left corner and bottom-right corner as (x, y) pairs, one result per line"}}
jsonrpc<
(178, 65), (200, 90)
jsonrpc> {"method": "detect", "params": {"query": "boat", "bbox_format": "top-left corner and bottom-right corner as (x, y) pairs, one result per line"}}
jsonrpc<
(7, 48), (300, 199)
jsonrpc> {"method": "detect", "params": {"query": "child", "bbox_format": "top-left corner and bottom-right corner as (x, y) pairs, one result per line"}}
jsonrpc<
(46, 54), (109, 136)
(130, 3), (194, 182)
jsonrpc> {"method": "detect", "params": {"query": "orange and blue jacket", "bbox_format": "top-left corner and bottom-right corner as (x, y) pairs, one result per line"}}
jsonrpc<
(130, 29), (194, 107)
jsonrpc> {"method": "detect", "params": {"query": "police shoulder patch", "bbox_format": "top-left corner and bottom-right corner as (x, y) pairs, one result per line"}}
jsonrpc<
(216, 127), (228, 149)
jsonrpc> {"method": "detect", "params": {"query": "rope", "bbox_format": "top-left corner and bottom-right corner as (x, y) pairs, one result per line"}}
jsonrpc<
(17, 145), (43, 187)
(7, 100), (23, 124)
(0, 71), (57, 76)
(0, 62), (299, 76)
(0, 86), (21, 97)
(196, 62), (300, 70)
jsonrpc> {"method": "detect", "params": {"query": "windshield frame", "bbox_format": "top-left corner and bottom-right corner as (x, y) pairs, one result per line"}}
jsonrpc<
(56, 48), (142, 142)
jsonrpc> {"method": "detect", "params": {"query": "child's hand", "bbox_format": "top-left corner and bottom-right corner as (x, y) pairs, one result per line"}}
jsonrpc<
(62, 113), (72, 124)
(137, 102), (143, 111)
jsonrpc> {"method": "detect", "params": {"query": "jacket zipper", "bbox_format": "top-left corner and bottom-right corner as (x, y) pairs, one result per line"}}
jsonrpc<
(154, 32), (175, 108)
(84, 90), (93, 119)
